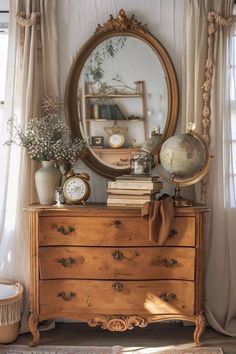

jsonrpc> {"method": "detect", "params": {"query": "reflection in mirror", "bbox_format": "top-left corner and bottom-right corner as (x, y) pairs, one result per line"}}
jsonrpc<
(65, 9), (179, 178)
(77, 35), (167, 168)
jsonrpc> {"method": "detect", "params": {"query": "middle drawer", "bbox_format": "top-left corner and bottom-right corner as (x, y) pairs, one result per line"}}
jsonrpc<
(39, 246), (195, 281)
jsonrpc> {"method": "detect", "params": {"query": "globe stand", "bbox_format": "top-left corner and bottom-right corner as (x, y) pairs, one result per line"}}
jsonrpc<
(174, 182), (193, 207)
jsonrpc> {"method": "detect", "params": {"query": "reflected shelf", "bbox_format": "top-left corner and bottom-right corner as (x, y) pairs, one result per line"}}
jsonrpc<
(85, 94), (143, 98)
(85, 118), (144, 122)
(92, 147), (141, 151)
(91, 147), (141, 167)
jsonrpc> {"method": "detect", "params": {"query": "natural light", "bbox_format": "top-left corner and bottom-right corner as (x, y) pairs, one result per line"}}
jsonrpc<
(0, 29), (8, 133)
(0, 31), (8, 99)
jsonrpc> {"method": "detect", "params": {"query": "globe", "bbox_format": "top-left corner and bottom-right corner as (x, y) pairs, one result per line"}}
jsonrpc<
(159, 133), (207, 179)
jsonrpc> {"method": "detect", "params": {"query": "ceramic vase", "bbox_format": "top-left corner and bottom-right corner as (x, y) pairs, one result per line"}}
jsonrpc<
(35, 161), (62, 205)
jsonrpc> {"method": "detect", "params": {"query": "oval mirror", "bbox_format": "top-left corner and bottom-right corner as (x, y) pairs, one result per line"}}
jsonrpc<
(65, 9), (179, 179)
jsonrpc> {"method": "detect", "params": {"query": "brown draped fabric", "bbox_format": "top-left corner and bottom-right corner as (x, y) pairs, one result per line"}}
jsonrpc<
(142, 196), (174, 245)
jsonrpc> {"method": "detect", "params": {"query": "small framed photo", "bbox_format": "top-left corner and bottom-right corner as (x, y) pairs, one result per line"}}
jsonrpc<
(91, 136), (104, 148)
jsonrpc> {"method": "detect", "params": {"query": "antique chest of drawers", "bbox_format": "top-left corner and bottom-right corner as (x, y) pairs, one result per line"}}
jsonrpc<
(26, 204), (208, 345)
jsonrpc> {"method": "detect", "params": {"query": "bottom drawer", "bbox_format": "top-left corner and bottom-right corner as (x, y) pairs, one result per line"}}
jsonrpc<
(40, 280), (194, 316)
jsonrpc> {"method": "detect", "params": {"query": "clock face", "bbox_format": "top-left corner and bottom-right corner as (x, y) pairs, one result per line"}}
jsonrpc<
(109, 133), (125, 148)
(63, 177), (86, 202)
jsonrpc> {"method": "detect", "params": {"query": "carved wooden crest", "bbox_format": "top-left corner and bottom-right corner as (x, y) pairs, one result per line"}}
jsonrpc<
(95, 9), (149, 34)
(88, 315), (148, 331)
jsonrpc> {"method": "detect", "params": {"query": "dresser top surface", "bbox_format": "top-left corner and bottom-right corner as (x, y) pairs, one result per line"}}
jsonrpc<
(25, 203), (209, 217)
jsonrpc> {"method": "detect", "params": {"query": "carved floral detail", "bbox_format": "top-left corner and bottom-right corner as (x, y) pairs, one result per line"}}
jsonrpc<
(95, 9), (149, 34)
(88, 315), (148, 331)
(194, 311), (206, 345)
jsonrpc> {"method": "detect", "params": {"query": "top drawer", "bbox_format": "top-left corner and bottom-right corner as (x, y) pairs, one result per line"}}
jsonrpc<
(38, 216), (195, 247)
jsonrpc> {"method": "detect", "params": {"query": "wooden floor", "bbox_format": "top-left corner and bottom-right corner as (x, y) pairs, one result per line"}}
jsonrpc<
(9, 322), (236, 353)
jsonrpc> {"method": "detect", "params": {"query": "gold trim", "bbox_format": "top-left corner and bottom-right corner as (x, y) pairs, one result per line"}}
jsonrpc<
(95, 9), (149, 34)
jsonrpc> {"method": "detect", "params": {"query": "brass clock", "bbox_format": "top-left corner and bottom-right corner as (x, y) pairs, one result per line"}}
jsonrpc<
(63, 171), (91, 205)
(108, 133), (125, 148)
(104, 122), (128, 148)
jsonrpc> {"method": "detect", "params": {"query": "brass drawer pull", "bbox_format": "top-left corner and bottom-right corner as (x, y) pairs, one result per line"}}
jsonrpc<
(159, 258), (178, 267)
(57, 226), (75, 235)
(112, 282), (124, 292)
(57, 257), (84, 267)
(57, 291), (76, 301)
(112, 250), (124, 261)
(160, 293), (177, 303)
(168, 228), (178, 238)
(114, 220), (122, 228)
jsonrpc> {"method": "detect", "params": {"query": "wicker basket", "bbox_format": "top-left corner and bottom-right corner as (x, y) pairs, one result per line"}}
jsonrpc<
(0, 279), (23, 344)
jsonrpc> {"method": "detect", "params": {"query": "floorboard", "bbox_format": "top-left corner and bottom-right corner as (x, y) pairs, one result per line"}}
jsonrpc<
(8, 322), (236, 353)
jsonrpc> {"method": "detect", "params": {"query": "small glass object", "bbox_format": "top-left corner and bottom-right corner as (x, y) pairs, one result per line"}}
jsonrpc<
(130, 151), (152, 176)
(54, 187), (65, 207)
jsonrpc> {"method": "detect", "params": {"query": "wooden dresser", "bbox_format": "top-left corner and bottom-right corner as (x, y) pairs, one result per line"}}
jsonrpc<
(26, 204), (207, 346)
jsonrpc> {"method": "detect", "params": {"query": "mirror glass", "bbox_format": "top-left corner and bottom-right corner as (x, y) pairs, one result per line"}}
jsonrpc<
(77, 35), (168, 169)
(65, 9), (179, 179)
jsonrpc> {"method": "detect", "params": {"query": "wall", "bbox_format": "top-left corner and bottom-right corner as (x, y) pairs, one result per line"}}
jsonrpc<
(0, 0), (9, 24)
(57, 0), (183, 201)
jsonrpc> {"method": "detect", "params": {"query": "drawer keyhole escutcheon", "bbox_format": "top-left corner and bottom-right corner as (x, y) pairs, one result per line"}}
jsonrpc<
(114, 220), (122, 228)
(159, 293), (177, 303)
(159, 258), (178, 267)
(57, 226), (75, 235)
(112, 282), (124, 292)
(57, 291), (76, 301)
(168, 229), (178, 238)
(57, 257), (84, 267)
(112, 250), (124, 261)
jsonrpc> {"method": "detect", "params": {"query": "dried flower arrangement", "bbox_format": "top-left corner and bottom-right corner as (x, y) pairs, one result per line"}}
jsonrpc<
(5, 94), (87, 173)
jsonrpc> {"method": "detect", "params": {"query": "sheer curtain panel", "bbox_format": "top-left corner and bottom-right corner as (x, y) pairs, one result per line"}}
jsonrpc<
(182, 0), (236, 336)
(0, 0), (59, 333)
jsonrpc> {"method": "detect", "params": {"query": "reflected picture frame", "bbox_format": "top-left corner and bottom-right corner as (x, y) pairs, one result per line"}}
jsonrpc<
(91, 136), (104, 148)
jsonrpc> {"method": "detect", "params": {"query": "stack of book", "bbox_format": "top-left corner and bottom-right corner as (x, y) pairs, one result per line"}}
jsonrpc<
(107, 175), (163, 207)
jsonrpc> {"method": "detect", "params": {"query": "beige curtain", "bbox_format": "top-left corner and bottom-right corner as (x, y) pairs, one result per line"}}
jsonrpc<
(0, 0), (59, 332)
(182, 0), (236, 336)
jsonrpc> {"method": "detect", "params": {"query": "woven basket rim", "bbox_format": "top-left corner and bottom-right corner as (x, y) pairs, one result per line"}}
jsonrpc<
(0, 279), (23, 305)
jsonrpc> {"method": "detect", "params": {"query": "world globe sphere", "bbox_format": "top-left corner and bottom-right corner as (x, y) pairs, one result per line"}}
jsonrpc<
(159, 133), (207, 179)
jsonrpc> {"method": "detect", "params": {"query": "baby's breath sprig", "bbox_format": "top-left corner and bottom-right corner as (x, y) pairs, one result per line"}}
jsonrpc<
(5, 114), (87, 169)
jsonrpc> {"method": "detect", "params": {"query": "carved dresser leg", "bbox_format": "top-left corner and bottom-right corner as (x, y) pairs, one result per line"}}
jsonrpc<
(194, 311), (206, 346)
(28, 311), (40, 346)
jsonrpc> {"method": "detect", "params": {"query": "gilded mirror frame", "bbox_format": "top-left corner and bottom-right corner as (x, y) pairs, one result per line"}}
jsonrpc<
(65, 9), (179, 179)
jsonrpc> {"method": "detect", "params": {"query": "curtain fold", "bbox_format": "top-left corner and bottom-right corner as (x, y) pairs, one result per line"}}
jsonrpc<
(182, 0), (236, 336)
(0, 0), (59, 333)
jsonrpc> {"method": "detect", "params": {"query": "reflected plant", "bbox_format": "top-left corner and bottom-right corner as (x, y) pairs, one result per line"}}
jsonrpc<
(83, 36), (127, 85)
